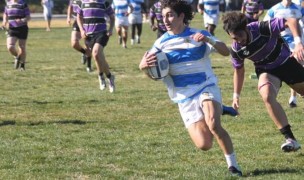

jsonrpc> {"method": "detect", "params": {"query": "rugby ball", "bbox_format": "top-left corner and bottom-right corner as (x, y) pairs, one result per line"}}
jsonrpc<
(147, 51), (169, 80)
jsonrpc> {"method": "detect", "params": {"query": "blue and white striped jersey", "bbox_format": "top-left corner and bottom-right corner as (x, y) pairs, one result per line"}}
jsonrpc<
(129, 0), (143, 15)
(112, 0), (131, 18)
(149, 27), (219, 103)
(264, 2), (303, 51)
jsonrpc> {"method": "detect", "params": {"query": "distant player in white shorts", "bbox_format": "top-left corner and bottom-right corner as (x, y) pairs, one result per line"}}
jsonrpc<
(128, 0), (147, 45)
(112, 0), (134, 48)
(197, 0), (225, 35)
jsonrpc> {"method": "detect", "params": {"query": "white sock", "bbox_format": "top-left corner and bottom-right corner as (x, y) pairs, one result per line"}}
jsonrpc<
(289, 96), (297, 104)
(225, 152), (239, 169)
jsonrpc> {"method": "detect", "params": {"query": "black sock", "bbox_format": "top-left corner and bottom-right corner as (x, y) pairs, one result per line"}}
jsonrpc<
(80, 48), (86, 54)
(280, 124), (296, 140)
(106, 73), (111, 79)
(87, 57), (91, 68)
(99, 72), (104, 77)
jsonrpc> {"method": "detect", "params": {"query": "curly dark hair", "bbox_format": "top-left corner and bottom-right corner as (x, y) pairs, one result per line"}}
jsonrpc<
(222, 11), (248, 34)
(160, 0), (193, 24)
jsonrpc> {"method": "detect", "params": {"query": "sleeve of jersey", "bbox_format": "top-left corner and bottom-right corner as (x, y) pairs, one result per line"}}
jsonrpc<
(105, 3), (115, 16)
(24, 4), (31, 16)
(76, 5), (82, 15)
(149, 7), (155, 18)
(230, 47), (244, 69)
(264, 18), (285, 37)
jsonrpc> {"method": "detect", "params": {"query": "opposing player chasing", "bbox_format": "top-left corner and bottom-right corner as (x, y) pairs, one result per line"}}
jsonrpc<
(67, 0), (92, 72)
(264, 0), (304, 108)
(2, 0), (31, 71)
(222, 12), (304, 152)
(77, 0), (116, 93)
(139, 0), (242, 176)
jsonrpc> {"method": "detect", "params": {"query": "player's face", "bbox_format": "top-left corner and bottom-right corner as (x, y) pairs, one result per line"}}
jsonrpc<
(228, 30), (249, 46)
(162, 7), (184, 34)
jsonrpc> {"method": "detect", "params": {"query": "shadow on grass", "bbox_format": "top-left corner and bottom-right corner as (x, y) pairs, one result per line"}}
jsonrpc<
(0, 120), (96, 127)
(245, 167), (302, 177)
(0, 120), (16, 126)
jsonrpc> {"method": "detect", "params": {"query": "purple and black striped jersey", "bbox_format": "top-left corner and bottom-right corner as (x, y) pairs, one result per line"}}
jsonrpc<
(69, 0), (82, 18)
(231, 18), (291, 70)
(150, 2), (166, 32)
(4, 0), (30, 28)
(77, 0), (114, 35)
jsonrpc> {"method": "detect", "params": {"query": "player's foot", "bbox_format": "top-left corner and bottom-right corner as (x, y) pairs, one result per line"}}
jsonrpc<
(136, 35), (140, 44)
(108, 75), (115, 93)
(99, 76), (106, 91)
(122, 44), (127, 49)
(288, 96), (297, 108)
(14, 57), (20, 69)
(82, 54), (87, 65)
(86, 67), (92, 73)
(228, 166), (242, 177)
(131, 39), (135, 45)
(281, 138), (301, 152)
(222, 105), (238, 116)
(20, 63), (25, 71)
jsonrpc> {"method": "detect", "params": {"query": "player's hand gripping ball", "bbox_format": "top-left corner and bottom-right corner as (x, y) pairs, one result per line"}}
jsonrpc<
(147, 51), (169, 80)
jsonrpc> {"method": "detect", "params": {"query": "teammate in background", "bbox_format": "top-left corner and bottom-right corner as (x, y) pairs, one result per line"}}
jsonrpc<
(197, 0), (225, 35)
(129, 0), (147, 45)
(112, 0), (134, 48)
(2, 0), (31, 71)
(41, 0), (54, 31)
(222, 12), (304, 152)
(67, 0), (92, 72)
(149, 0), (167, 38)
(241, 0), (264, 23)
(139, 0), (242, 176)
(77, 0), (116, 93)
(264, 0), (304, 108)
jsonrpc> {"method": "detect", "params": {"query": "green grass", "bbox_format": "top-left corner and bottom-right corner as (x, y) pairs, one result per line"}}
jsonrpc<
(0, 15), (303, 179)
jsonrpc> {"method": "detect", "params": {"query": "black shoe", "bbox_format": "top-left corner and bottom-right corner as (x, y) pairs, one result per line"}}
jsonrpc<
(222, 105), (238, 116)
(20, 63), (25, 71)
(228, 166), (242, 177)
(289, 102), (297, 108)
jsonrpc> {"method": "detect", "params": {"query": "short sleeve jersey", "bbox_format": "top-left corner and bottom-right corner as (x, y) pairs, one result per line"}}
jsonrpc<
(77, 0), (114, 34)
(150, 27), (219, 103)
(230, 18), (291, 70)
(4, 0), (30, 28)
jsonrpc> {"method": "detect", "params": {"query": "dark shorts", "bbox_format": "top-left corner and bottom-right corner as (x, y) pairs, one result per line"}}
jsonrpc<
(256, 57), (304, 85)
(8, 25), (29, 40)
(72, 20), (80, 32)
(85, 31), (109, 49)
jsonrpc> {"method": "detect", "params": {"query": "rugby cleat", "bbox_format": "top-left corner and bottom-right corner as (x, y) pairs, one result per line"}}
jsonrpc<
(108, 75), (115, 93)
(281, 138), (301, 152)
(99, 76), (106, 91)
(228, 166), (242, 177)
(222, 105), (238, 117)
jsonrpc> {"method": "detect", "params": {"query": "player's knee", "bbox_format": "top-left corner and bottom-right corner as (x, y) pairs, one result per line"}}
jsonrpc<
(195, 141), (213, 151)
(258, 82), (276, 103)
(7, 44), (15, 51)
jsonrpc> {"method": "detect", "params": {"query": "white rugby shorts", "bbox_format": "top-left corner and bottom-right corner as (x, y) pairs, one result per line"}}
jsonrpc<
(178, 85), (222, 128)
(128, 13), (143, 24)
(115, 16), (129, 27)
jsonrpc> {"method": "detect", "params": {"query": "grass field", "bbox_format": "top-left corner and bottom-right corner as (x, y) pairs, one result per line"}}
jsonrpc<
(0, 16), (303, 179)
